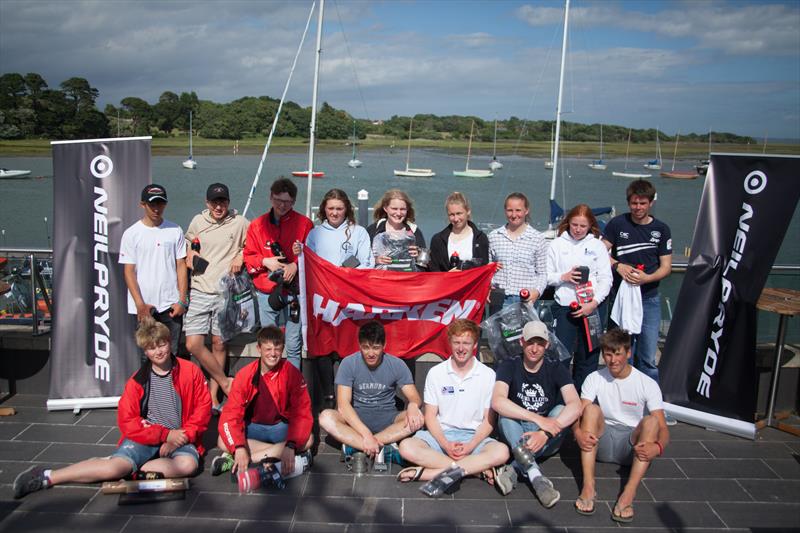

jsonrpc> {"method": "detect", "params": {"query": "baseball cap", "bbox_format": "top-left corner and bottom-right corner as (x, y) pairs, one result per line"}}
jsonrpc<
(141, 184), (168, 203)
(206, 183), (230, 201)
(522, 321), (549, 342)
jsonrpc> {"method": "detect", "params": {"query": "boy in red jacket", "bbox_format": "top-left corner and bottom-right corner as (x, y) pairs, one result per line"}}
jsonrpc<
(213, 325), (313, 479)
(14, 318), (211, 499)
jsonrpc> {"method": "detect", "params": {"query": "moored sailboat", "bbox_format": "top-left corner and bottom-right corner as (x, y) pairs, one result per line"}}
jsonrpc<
(612, 129), (651, 179)
(182, 110), (197, 169)
(347, 120), (362, 168)
(660, 131), (698, 179)
(587, 123), (607, 170)
(394, 117), (435, 178)
(453, 120), (493, 178)
(644, 127), (662, 170)
(489, 119), (503, 170)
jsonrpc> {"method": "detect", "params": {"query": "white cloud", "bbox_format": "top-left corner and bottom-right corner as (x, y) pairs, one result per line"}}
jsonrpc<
(445, 32), (495, 48)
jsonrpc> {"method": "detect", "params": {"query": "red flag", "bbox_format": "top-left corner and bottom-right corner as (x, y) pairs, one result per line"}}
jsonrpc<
(300, 247), (496, 359)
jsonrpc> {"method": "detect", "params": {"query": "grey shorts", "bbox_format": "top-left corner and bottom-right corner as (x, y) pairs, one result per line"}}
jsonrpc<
(596, 423), (634, 465)
(355, 408), (400, 434)
(184, 289), (222, 337)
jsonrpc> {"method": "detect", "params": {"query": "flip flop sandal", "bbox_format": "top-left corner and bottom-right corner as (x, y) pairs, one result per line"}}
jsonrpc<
(396, 466), (425, 483)
(574, 494), (596, 515)
(611, 503), (635, 523)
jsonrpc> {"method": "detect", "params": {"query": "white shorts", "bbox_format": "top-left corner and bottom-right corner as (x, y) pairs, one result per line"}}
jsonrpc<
(183, 289), (222, 337)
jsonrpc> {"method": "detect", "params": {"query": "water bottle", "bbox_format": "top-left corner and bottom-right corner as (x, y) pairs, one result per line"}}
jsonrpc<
(519, 288), (530, 301)
(270, 241), (284, 259)
(237, 462), (285, 493)
(449, 251), (461, 270)
(191, 238), (201, 253)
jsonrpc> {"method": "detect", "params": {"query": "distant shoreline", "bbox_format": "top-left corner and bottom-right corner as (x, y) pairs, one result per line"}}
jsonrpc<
(2, 137), (798, 158)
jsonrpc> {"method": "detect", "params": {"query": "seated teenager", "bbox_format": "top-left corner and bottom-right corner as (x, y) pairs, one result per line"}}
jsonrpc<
(319, 321), (424, 466)
(14, 317), (211, 499)
(573, 327), (670, 523)
(214, 325), (313, 479)
(491, 320), (581, 508)
(398, 319), (513, 497)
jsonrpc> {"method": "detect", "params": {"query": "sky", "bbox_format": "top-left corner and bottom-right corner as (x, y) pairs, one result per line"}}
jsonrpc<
(1, 0), (798, 139)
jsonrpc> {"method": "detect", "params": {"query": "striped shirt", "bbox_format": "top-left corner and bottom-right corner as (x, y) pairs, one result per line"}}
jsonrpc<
(488, 224), (548, 296)
(146, 370), (182, 430)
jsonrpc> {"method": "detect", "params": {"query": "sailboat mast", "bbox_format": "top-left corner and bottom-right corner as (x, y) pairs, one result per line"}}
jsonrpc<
(671, 131), (679, 171)
(599, 123), (603, 160)
(548, 0), (569, 228)
(188, 111), (193, 158)
(465, 120), (474, 171)
(304, 0), (325, 218)
(405, 118), (413, 171)
(492, 119), (498, 158)
(351, 120), (357, 159)
(624, 129), (631, 170)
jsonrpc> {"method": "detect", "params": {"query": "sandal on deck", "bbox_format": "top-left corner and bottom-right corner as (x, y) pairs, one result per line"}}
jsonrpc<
(611, 502), (634, 523)
(574, 493), (596, 515)
(396, 466), (425, 483)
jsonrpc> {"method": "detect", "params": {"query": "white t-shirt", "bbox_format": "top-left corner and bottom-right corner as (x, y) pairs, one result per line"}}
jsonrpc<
(423, 357), (495, 431)
(119, 220), (187, 314)
(580, 366), (664, 428)
(447, 228), (474, 262)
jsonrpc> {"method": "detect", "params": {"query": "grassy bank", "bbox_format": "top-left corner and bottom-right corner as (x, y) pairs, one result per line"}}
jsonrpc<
(2, 136), (797, 158)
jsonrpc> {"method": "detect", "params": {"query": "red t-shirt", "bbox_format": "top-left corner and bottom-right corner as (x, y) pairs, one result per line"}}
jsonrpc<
(249, 374), (282, 425)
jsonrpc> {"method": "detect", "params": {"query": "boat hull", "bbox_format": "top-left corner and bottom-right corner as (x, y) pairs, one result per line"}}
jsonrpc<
(612, 171), (652, 179)
(347, 159), (362, 168)
(394, 168), (435, 178)
(644, 163), (662, 170)
(587, 163), (607, 170)
(0, 169), (32, 179)
(182, 159), (197, 169)
(544, 161), (554, 169)
(661, 171), (698, 179)
(291, 171), (325, 178)
(453, 170), (494, 178)
(489, 161), (503, 170)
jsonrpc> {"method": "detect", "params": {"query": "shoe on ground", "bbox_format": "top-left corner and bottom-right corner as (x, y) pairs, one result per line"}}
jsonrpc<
(384, 443), (404, 466)
(664, 412), (677, 426)
(494, 464), (518, 496)
(532, 475), (560, 508)
(13, 465), (47, 499)
(211, 452), (235, 476)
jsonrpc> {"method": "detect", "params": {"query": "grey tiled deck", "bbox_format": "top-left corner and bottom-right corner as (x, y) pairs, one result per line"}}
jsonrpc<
(1, 394), (799, 532)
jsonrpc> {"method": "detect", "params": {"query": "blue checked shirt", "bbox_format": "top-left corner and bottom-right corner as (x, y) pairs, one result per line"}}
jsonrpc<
(488, 224), (549, 296)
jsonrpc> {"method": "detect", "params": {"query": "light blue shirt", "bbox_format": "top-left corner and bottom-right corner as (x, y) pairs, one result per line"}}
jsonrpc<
(306, 221), (374, 268)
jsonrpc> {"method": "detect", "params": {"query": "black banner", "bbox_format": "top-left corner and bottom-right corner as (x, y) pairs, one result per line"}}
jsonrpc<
(660, 154), (800, 423)
(49, 138), (151, 404)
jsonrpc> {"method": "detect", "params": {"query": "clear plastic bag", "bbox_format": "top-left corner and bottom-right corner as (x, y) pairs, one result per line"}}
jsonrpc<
(373, 231), (416, 271)
(217, 270), (261, 342)
(481, 302), (571, 363)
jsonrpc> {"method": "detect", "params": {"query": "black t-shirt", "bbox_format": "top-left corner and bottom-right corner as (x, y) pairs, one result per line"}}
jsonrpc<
(602, 213), (672, 298)
(495, 357), (572, 415)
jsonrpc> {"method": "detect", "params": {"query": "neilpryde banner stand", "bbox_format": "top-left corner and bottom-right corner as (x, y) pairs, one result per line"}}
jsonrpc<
(659, 153), (800, 439)
(47, 137), (151, 412)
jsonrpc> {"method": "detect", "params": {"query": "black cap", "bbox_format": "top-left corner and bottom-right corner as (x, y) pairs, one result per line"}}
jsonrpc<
(141, 183), (168, 203)
(206, 183), (230, 201)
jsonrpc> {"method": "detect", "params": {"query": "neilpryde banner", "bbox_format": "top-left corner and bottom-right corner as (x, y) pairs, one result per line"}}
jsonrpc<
(660, 154), (800, 436)
(300, 247), (496, 359)
(48, 137), (151, 407)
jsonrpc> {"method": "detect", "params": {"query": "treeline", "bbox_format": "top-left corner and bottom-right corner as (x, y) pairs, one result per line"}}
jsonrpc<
(0, 72), (754, 144)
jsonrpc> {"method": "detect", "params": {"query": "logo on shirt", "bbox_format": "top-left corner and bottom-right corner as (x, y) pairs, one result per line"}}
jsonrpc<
(621, 400), (638, 407)
(650, 231), (661, 239)
(619, 231), (629, 239)
(517, 383), (547, 412)
(441, 386), (455, 395)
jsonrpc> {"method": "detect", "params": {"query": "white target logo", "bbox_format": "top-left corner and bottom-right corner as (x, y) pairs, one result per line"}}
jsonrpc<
(743, 170), (766, 195)
(90, 155), (113, 179)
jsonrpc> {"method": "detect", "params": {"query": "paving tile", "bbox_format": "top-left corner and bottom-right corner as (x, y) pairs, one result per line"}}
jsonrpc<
(302, 472), (354, 497)
(32, 443), (117, 463)
(289, 522), (347, 533)
(308, 451), (347, 475)
(0, 394), (49, 407)
(12, 486), (99, 514)
(711, 502), (800, 529)
(756, 427), (800, 442)
(99, 427), (121, 445)
(0, 441), (48, 461)
(643, 478), (751, 502)
(601, 501), (725, 528)
(347, 526), (453, 533)
(0, 460), (68, 485)
(231, 521), (292, 533)
(785, 441), (800, 454)
(292, 496), (402, 524)
(188, 492), (297, 521)
(0, 510), (130, 533)
(81, 487), (199, 516)
(0, 422), (29, 440)
(3, 407), (83, 425)
(15, 424), (109, 444)
(554, 477), (653, 503)
(75, 409), (119, 427)
(675, 458), (778, 479)
(403, 499), (509, 526)
(737, 479), (800, 503)
(666, 424), (740, 441)
(660, 440), (712, 459)
(121, 515), (238, 533)
(353, 473), (435, 500)
(702, 440), (791, 459)
(763, 458), (800, 480)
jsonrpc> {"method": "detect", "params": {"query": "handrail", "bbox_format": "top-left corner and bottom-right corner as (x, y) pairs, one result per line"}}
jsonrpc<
(0, 248), (53, 255)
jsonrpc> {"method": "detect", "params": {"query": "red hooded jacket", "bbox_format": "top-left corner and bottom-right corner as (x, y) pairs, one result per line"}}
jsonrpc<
(243, 209), (313, 294)
(219, 358), (312, 453)
(117, 357), (212, 455)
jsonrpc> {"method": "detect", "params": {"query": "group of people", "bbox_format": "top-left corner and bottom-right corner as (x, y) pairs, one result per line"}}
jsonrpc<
(13, 175), (674, 524)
